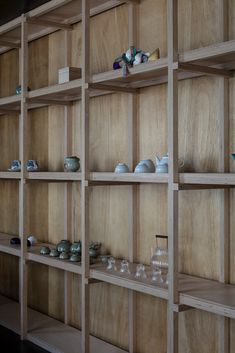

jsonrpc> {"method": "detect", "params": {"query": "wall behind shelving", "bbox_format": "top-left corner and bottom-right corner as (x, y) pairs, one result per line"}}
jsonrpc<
(0, 1), (234, 352)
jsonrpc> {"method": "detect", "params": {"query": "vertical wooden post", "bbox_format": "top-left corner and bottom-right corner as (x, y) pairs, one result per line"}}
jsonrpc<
(167, 1), (179, 353)
(218, 1), (230, 352)
(128, 3), (138, 353)
(81, 1), (90, 352)
(19, 14), (28, 340)
(63, 29), (72, 326)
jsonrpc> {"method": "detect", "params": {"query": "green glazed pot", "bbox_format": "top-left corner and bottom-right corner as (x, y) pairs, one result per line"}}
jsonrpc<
(70, 253), (81, 262)
(89, 248), (99, 258)
(40, 246), (50, 255)
(64, 156), (80, 172)
(59, 251), (70, 260)
(50, 249), (60, 257)
(56, 240), (71, 253)
(70, 241), (81, 254)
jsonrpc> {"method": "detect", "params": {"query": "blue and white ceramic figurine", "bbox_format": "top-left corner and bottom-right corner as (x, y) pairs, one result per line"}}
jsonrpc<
(8, 160), (21, 172)
(114, 163), (129, 173)
(27, 160), (39, 172)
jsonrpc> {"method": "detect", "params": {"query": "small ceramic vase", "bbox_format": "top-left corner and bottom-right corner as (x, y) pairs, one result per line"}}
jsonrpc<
(70, 241), (81, 254)
(27, 160), (39, 172)
(135, 264), (147, 279)
(114, 163), (129, 173)
(120, 260), (131, 274)
(139, 159), (155, 172)
(107, 257), (117, 271)
(10, 237), (31, 247)
(89, 242), (101, 258)
(134, 163), (149, 173)
(50, 249), (60, 257)
(40, 246), (50, 255)
(70, 253), (81, 262)
(27, 235), (37, 246)
(59, 251), (70, 260)
(64, 156), (80, 172)
(8, 160), (21, 172)
(56, 240), (71, 253)
(231, 153), (235, 160)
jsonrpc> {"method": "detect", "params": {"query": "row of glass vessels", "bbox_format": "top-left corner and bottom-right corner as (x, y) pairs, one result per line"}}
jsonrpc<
(106, 235), (168, 284)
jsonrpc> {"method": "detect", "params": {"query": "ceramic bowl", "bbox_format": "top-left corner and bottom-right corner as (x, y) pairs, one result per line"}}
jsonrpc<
(89, 248), (99, 258)
(50, 249), (60, 257)
(114, 163), (129, 173)
(64, 156), (80, 172)
(231, 153), (235, 160)
(134, 163), (149, 173)
(59, 251), (70, 260)
(27, 160), (39, 172)
(56, 240), (71, 253)
(139, 159), (155, 172)
(70, 241), (81, 254)
(70, 253), (81, 262)
(40, 246), (50, 255)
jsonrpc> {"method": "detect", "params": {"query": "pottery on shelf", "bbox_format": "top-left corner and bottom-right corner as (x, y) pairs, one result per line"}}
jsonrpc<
(27, 235), (37, 246)
(27, 160), (39, 172)
(89, 241), (102, 258)
(70, 241), (81, 254)
(134, 162), (149, 173)
(40, 246), (50, 255)
(10, 237), (31, 247)
(8, 160), (21, 172)
(139, 159), (155, 172)
(231, 153), (235, 160)
(59, 251), (70, 260)
(64, 156), (80, 172)
(70, 253), (81, 262)
(155, 154), (184, 173)
(99, 254), (112, 264)
(50, 249), (60, 257)
(56, 240), (71, 253)
(114, 163), (129, 173)
(15, 85), (30, 95)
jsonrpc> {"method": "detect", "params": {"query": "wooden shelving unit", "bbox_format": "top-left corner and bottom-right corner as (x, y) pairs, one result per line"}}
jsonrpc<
(0, 0), (234, 353)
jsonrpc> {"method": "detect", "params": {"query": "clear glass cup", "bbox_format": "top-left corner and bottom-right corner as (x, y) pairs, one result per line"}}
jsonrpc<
(135, 263), (147, 279)
(120, 259), (131, 274)
(106, 257), (117, 271)
(151, 235), (168, 284)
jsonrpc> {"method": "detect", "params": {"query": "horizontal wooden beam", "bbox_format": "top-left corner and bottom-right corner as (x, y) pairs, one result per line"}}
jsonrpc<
(0, 40), (20, 48)
(89, 83), (138, 94)
(0, 109), (19, 115)
(179, 62), (232, 77)
(173, 304), (194, 313)
(27, 17), (73, 30)
(175, 183), (235, 190)
(27, 98), (72, 106)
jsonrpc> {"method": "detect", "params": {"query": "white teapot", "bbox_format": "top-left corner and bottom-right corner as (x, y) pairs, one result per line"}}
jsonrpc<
(155, 154), (184, 173)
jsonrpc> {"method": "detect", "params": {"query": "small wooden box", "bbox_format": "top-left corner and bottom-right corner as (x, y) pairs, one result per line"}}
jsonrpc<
(58, 66), (81, 84)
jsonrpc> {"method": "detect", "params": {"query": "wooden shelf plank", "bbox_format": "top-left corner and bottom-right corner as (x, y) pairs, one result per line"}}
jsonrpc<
(27, 244), (82, 275)
(27, 172), (82, 181)
(90, 262), (168, 299)
(0, 233), (21, 257)
(0, 172), (21, 179)
(180, 173), (235, 185)
(90, 172), (168, 184)
(0, 95), (20, 110)
(0, 294), (127, 353)
(180, 277), (235, 319)
(28, 79), (82, 101)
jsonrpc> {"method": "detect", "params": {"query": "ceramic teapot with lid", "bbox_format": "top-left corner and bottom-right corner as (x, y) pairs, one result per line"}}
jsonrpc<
(155, 153), (184, 173)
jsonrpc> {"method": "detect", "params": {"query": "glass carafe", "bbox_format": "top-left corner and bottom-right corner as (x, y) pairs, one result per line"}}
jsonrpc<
(151, 235), (168, 283)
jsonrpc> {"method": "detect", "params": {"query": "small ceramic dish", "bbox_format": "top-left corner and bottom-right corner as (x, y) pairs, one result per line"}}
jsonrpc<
(50, 249), (60, 257)
(59, 251), (70, 260)
(70, 253), (81, 262)
(40, 246), (50, 255)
